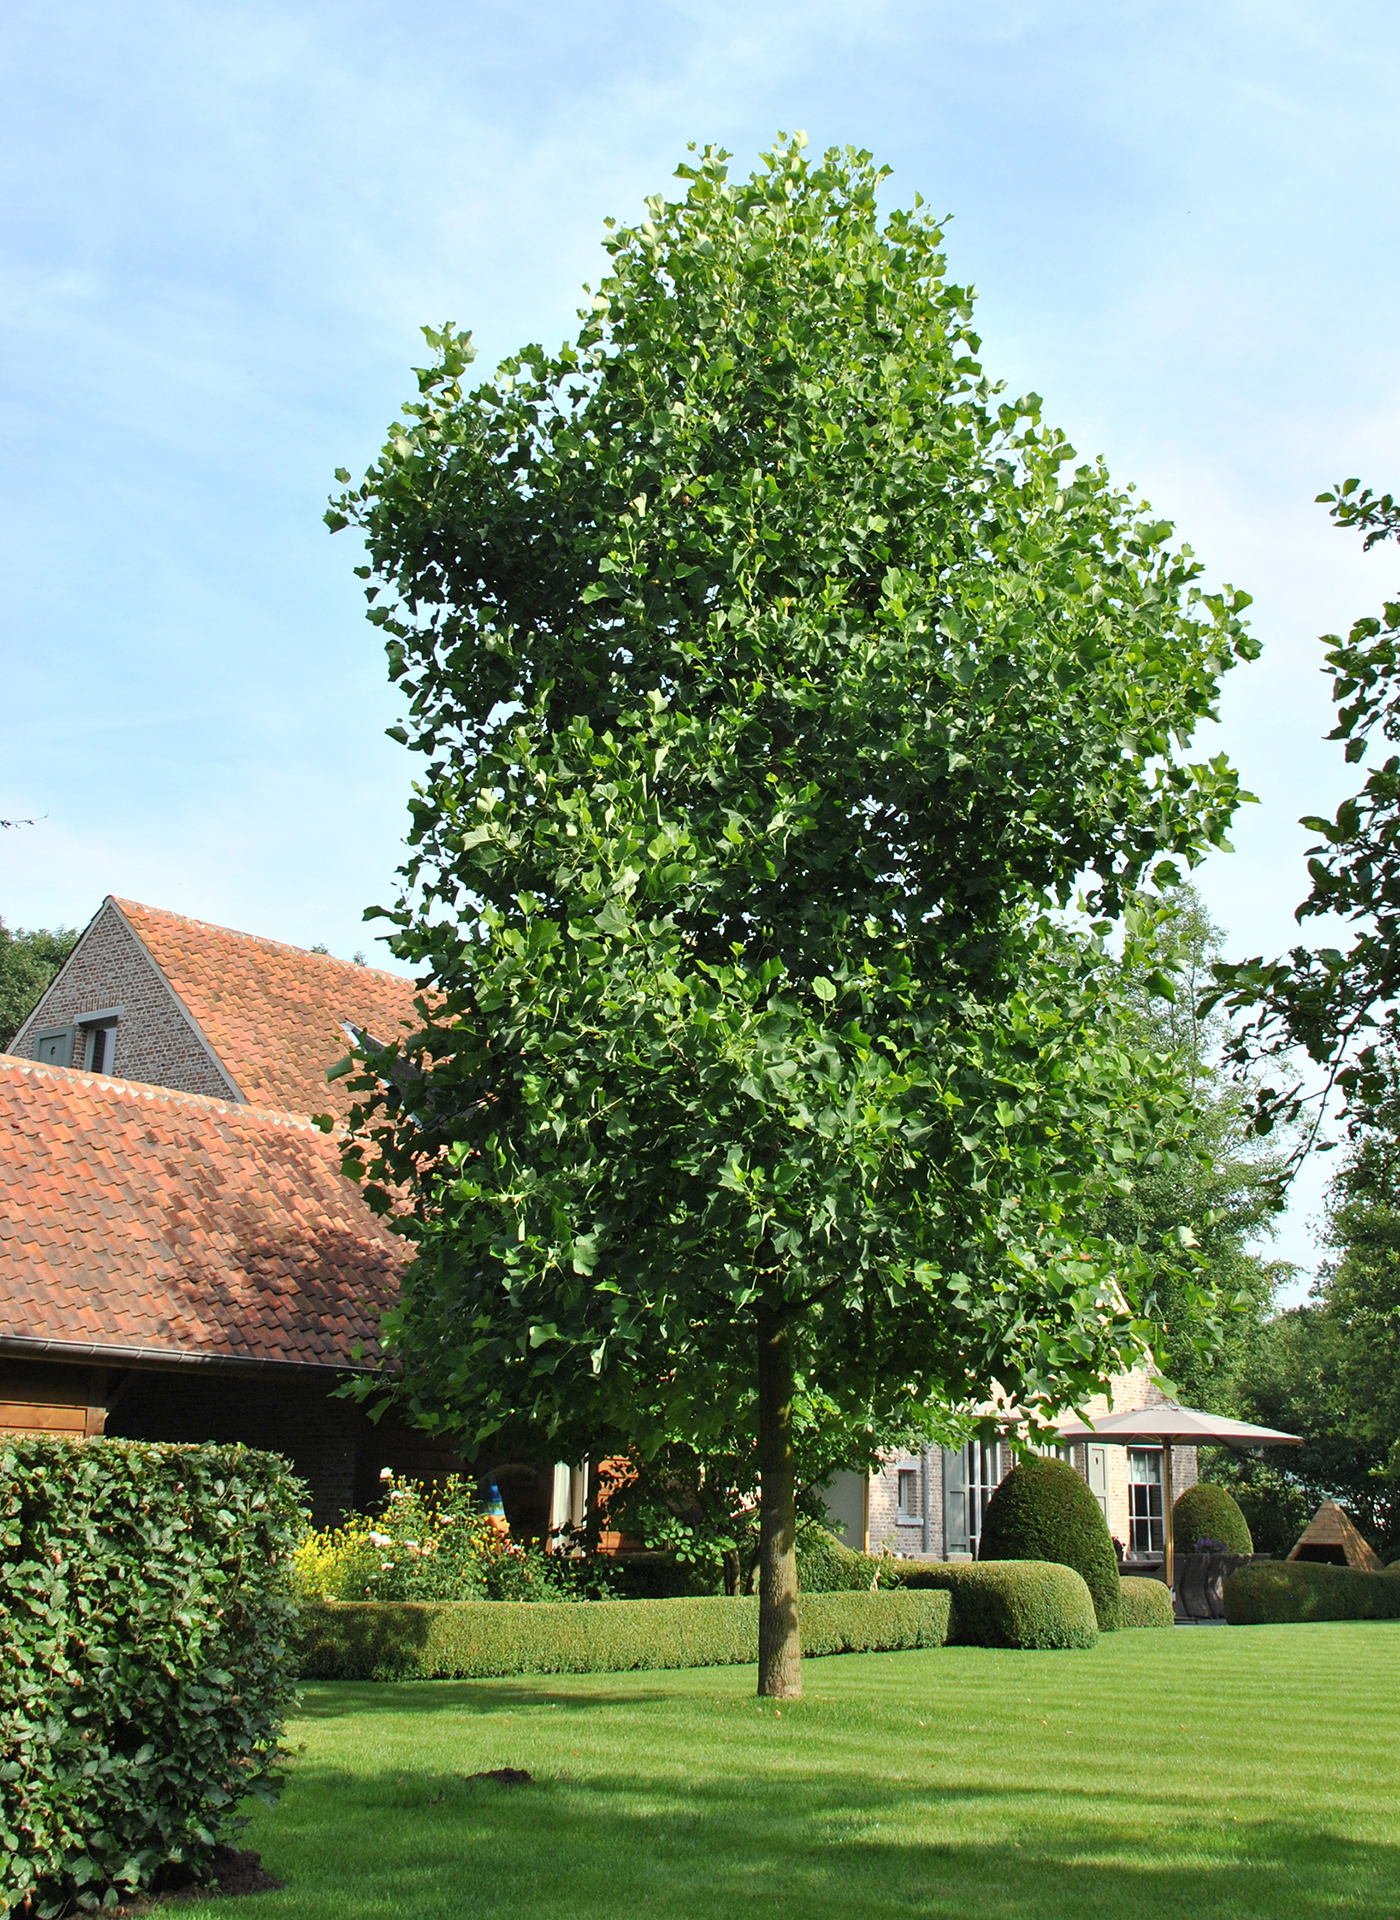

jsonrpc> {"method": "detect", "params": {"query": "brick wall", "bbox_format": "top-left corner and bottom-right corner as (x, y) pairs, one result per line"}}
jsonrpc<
(9, 899), (239, 1100)
(854, 1367), (1201, 1564)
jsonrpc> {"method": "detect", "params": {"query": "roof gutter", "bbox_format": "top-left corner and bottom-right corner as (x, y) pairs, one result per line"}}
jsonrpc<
(0, 1332), (383, 1379)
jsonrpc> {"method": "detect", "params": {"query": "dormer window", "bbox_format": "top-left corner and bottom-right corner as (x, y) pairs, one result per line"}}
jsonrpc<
(85, 1024), (115, 1073)
(77, 1009), (121, 1076)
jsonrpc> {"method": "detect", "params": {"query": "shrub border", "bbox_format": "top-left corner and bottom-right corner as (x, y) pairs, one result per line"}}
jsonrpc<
(296, 1588), (950, 1680)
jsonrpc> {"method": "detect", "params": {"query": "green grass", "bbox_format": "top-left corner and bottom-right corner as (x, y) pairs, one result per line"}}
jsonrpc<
(200, 1624), (1400, 1919)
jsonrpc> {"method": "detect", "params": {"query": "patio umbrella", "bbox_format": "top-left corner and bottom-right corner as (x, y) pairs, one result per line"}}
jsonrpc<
(1054, 1406), (1302, 1591)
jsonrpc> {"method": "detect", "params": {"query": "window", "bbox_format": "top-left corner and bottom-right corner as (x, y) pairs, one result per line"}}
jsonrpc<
(896, 1467), (920, 1522)
(84, 1023), (116, 1073)
(1128, 1449), (1164, 1554)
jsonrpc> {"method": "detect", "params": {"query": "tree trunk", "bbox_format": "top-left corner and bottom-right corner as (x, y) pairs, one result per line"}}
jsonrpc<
(756, 1305), (801, 1698)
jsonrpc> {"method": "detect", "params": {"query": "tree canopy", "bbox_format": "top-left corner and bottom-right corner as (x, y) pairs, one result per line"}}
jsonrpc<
(331, 136), (1259, 1694)
(0, 920), (76, 1049)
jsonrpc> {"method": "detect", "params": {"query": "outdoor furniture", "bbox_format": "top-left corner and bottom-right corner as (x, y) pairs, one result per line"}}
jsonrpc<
(1173, 1551), (1271, 1620)
(1056, 1405), (1301, 1600)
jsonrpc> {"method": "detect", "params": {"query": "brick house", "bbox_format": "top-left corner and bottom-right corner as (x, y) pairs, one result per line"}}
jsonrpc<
(0, 897), (555, 1532)
(824, 1368), (1198, 1574)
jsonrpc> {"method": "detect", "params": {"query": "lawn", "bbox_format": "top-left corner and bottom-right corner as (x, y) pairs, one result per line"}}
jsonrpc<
(194, 1623), (1400, 1920)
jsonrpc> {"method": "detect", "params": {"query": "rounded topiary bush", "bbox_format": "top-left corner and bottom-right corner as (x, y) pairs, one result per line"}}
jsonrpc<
(979, 1456), (1122, 1630)
(1172, 1482), (1252, 1556)
(795, 1520), (893, 1592)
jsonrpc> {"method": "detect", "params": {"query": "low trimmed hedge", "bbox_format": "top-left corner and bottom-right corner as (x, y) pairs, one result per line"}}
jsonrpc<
(296, 1587), (951, 1680)
(1224, 1559), (1400, 1625)
(0, 1437), (302, 1916)
(1119, 1575), (1174, 1629)
(895, 1561), (1098, 1649)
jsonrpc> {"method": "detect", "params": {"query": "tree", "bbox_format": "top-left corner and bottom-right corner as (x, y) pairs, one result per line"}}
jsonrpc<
(0, 920), (76, 1049)
(1208, 478), (1400, 1133)
(1100, 887), (1290, 1408)
(1211, 1075), (1400, 1558)
(330, 137), (1259, 1696)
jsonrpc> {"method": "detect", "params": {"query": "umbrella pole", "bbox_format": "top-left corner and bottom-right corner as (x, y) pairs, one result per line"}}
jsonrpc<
(1161, 1440), (1174, 1601)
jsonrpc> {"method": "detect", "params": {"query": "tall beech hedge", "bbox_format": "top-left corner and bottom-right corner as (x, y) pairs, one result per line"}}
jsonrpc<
(0, 1437), (303, 1916)
(296, 1588), (951, 1680)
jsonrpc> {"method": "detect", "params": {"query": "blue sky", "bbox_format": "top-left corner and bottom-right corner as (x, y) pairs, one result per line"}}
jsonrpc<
(3, 1), (1398, 1283)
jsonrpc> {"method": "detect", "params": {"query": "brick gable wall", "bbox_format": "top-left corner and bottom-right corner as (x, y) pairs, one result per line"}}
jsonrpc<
(9, 899), (239, 1101)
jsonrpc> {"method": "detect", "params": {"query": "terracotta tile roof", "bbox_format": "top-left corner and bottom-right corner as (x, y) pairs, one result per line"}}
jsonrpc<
(112, 897), (422, 1120)
(0, 1056), (409, 1370)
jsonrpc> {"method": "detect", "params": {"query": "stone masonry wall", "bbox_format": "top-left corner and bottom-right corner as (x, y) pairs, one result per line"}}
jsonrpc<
(8, 899), (238, 1100)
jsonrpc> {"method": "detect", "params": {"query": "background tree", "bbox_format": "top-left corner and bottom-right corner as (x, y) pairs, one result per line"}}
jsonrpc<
(0, 920), (76, 1049)
(1209, 1072), (1400, 1557)
(1210, 477), (1400, 1131)
(331, 137), (1259, 1695)
(1102, 886), (1291, 1408)
(1198, 478), (1400, 1551)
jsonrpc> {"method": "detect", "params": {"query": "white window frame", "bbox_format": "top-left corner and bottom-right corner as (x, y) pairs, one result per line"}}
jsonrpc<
(1127, 1448), (1165, 1555)
(896, 1466), (920, 1523)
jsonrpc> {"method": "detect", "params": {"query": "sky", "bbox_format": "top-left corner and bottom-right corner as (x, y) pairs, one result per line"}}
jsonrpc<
(2, 0), (1398, 1288)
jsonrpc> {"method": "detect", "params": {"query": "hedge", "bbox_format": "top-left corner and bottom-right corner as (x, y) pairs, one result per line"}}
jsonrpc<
(978, 1458), (1122, 1630)
(795, 1521), (898, 1593)
(0, 1437), (303, 1916)
(1119, 1576), (1174, 1629)
(296, 1587), (950, 1680)
(1224, 1559), (1400, 1625)
(895, 1561), (1098, 1649)
(1172, 1482), (1252, 1555)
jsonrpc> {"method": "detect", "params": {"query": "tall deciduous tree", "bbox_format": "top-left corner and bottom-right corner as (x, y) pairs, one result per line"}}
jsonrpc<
(330, 138), (1258, 1695)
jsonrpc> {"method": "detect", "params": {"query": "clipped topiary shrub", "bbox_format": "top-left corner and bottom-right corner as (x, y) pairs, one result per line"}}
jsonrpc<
(896, 1561), (1098, 1649)
(795, 1521), (897, 1593)
(1173, 1482), (1252, 1555)
(296, 1587), (951, 1679)
(1223, 1560), (1400, 1625)
(0, 1437), (303, 1917)
(978, 1457), (1122, 1630)
(1120, 1575), (1174, 1629)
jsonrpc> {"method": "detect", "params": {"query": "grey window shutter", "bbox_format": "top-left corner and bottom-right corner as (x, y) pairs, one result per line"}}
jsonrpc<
(943, 1445), (969, 1555)
(34, 1027), (75, 1068)
(1087, 1445), (1110, 1523)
